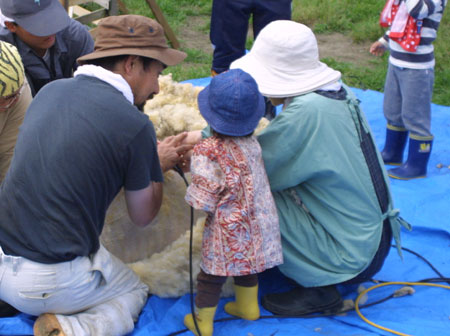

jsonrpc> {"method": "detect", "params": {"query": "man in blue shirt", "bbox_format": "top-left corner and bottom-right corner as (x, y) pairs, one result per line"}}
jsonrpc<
(0, 15), (191, 335)
(0, 0), (94, 95)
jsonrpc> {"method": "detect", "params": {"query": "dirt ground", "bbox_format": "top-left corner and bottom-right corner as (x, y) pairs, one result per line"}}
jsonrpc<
(177, 16), (375, 69)
(316, 33), (375, 67)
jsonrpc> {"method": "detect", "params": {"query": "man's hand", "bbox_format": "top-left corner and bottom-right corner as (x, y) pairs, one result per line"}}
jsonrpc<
(157, 132), (194, 172)
(370, 41), (386, 57)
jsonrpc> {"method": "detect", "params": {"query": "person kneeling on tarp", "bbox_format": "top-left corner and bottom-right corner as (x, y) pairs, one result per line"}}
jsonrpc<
(0, 15), (192, 336)
(229, 20), (411, 315)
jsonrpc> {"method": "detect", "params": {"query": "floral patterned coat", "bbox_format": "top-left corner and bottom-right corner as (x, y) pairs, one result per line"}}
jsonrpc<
(185, 135), (283, 276)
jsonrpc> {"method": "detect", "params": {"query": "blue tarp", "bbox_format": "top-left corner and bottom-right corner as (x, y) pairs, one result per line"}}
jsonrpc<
(1, 79), (449, 336)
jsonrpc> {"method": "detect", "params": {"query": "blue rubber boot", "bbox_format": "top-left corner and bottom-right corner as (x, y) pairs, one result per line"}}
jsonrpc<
(381, 126), (408, 165)
(388, 136), (433, 180)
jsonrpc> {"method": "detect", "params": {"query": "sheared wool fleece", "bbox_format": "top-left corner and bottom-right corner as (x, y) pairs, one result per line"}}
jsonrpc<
(128, 217), (234, 298)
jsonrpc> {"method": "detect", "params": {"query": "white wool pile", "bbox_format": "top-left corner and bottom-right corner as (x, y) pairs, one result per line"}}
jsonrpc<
(143, 74), (269, 139)
(144, 74), (207, 139)
(128, 217), (233, 298)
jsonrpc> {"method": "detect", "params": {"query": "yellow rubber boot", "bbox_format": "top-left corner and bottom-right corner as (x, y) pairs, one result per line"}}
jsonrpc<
(224, 284), (260, 320)
(184, 306), (217, 336)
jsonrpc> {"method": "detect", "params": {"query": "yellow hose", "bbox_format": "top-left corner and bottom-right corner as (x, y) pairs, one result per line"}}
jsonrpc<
(355, 281), (450, 336)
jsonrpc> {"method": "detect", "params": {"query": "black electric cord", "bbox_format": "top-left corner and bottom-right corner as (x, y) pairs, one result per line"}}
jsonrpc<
(392, 244), (449, 284)
(172, 165), (202, 336)
(417, 277), (450, 283)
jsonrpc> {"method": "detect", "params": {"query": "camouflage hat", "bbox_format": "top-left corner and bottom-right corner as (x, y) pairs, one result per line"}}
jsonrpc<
(0, 41), (24, 97)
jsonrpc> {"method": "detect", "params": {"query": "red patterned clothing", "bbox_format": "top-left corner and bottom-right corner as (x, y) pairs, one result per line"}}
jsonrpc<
(380, 0), (422, 52)
(186, 135), (282, 276)
(378, 0), (447, 69)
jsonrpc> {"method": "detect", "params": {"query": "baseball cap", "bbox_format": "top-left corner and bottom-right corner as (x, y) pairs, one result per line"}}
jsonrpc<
(0, 0), (70, 36)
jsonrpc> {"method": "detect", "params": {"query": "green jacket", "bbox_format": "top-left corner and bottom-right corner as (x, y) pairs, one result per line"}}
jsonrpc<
(256, 86), (410, 286)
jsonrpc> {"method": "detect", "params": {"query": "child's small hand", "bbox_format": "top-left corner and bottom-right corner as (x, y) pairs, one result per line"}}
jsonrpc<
(176, 131), (202, 173)
(183, 130), (203, 146)
(370, 41), (386, 57)
(179, 149), (193, 173)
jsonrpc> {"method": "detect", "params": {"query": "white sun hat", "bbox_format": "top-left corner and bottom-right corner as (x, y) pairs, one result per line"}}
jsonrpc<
(230, 20), (341, 98)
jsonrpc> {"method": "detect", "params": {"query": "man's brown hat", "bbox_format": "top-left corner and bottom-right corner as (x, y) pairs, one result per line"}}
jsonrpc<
(77, 15), (186, 66)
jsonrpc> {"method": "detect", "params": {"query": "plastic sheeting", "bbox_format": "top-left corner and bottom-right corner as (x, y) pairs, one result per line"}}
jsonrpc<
(1, 80), (449, 336)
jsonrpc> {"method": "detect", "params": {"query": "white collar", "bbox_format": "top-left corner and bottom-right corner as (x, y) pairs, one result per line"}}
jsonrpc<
(318, 80), (342, 92)
(74, 64), (134, 104)
(0, 9), (13, 27)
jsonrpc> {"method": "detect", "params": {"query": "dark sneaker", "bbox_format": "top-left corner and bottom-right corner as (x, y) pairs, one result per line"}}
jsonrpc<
(0, 300), (18, 317)
(261, 285), (343, 316)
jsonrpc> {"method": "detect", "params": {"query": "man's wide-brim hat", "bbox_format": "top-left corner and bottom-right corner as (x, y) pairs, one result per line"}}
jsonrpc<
(77, 15), (186, 66)
(0, 0), (70, 36)
(231, 20), (341, 98)
(198, 69), (265, 137)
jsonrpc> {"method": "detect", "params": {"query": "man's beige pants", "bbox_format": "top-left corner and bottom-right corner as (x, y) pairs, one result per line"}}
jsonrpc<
(0, 244), (149, 336)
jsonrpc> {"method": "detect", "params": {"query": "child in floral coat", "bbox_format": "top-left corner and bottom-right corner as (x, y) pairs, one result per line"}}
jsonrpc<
(183, 69), (283, 336)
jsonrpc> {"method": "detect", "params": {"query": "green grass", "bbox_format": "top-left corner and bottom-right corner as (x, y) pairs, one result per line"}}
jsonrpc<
(291, 0), (450, 105)
(166, 48), (212, 80)
(120, 0), (449, 105)
(122, 0), (211, 30)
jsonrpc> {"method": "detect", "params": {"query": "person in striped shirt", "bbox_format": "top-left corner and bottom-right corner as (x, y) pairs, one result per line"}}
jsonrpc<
(370, 0), (447, 180)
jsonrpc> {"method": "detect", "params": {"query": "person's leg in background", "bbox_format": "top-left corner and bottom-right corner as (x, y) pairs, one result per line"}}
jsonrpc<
(210, 0), (252, 75)
(253, 0), (292, 38)
(381, 63), (409, 165)
(388, 67), (434, 179)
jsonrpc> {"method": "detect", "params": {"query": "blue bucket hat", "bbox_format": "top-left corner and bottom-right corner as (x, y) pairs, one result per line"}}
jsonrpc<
(0, 0), (70, 36)
(198, 69), (265, 136)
